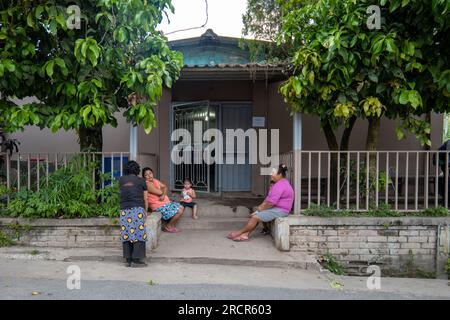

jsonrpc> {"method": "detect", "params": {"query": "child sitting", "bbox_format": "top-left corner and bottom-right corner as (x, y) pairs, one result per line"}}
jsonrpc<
(180, 178), (198, 220)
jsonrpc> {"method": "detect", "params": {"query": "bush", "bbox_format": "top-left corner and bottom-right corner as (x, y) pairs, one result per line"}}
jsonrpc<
(3, 155), (119, 219)
(302, 203), (449, 217)
(318, 253), (345, 275)
(445, 258), (450, 277)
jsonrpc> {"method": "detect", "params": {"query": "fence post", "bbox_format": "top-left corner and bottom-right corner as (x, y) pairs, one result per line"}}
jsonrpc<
(294, 150), (301, 214)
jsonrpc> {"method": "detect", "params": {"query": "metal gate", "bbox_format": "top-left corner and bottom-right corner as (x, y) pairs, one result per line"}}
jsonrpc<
(170, 101), (217, 192)
(220, 104), (252, 192)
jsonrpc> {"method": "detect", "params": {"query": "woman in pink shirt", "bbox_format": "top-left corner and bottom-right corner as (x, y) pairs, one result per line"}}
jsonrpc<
(228, 164), (294, 241)
(143, 167), (185, 233)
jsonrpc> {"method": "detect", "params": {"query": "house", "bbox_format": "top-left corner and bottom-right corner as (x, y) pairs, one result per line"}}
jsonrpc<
(9, 29), (445, 197)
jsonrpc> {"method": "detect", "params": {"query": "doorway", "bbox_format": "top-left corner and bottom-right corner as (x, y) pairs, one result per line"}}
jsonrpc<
(170, 101), (252, 193)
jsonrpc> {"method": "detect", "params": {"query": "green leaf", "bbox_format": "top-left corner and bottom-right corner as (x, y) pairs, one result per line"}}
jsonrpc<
(3, 60), (15, 72)
(385, 38), (398, 53)
(27, 12), (35, 28)
(368, 72), (378, 83)
(408, 90), (422, 108)
(396, 127), (405, 140)
(399, 90), (409, 104)
(91, 79), (102, 88)
(45, 61), (54, 77)
(389, 0), (401, 12)
(35, 5), (44, 19)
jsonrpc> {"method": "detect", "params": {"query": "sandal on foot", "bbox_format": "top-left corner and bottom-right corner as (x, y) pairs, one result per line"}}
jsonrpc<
(164, 226), (177, 233)
(227, 232), (239, 239)
(233, 235), (250, 242)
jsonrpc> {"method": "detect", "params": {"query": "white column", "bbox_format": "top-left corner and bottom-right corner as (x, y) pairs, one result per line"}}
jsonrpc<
(129, 125), (138, 161)
(293, 112), (302, 150)
(293, 113), (302, 214)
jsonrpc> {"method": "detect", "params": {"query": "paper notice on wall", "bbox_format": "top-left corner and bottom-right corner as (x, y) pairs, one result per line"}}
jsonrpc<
(252, 116), (265, 127)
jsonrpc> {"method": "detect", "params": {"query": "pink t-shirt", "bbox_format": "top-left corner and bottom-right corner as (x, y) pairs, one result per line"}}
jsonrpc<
(265, 179), (294, 213)
(146, 179), (170, 211)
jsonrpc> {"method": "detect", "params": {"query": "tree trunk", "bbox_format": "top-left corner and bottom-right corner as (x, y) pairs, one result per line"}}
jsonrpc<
(77, 124), (103, 152)
(366, 117), (380, 152)
(322, 120), (339, 206)
(425, 112), (431, 151)
(340, 116), (356, 151)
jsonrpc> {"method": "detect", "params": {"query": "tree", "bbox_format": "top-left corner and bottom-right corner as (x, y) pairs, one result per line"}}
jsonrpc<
(241, 0), (304, 63)
(279, 0), (450, 151)
(0, 0), (183, 151)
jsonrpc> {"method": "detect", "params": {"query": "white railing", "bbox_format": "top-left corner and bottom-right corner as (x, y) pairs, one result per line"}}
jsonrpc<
(282, 150), (450, 213)
(0, 152), (131, 194)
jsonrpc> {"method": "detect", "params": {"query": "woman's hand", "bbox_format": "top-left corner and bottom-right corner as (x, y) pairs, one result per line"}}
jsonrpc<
(159, 195), (165, 201)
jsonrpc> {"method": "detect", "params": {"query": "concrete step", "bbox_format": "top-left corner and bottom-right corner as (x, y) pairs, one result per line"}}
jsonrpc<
(171, 217), (255, 231)
(0, 231), (320, 271)
(185, 203), (251, 218)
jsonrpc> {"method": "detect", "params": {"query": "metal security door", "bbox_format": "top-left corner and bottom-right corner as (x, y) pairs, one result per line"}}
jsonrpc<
(171, 101), (217, 192)
(220, 104), (252, 192)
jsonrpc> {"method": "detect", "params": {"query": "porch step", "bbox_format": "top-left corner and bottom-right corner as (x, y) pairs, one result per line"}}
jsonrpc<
(149, 230), (320, 270)
(173, 217), (257, 231)
(170, 198), (257, 218)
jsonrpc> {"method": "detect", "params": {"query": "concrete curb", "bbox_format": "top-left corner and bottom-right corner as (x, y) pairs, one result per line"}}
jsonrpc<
(61, 255), (321, 270)
(0, 246), (322, 271)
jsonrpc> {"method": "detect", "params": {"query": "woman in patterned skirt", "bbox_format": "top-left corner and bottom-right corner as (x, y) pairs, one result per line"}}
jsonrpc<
(119, 161), (148, 267)
(143, 167), (185, 233)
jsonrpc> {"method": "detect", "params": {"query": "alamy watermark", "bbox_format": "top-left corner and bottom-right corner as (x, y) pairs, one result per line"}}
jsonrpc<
(366, 5), (381, 30)
(66, 265), (81, 290)
(171, 121), (280, 175)
(366, 265), (381, 290)
(66, 5), (81, 30)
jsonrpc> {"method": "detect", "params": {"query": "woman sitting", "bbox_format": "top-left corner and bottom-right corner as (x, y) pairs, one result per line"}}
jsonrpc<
(143, 167), (185, 233)
(227, 164), (294, 241)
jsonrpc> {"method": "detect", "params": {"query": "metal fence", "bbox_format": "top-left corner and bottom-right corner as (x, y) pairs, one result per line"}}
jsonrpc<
(0, 152), (131, 193)
(282, 150), (450, 213)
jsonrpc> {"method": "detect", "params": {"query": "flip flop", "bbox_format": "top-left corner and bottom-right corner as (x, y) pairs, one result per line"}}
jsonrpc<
(227, 232), (239, 239)
(164, 226), (177, 233)
(233, 235), (250, 242)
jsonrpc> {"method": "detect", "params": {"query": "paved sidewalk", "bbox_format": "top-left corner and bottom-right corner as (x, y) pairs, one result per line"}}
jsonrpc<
(0, 258), (449, 299)
(0, 230), (319, 270)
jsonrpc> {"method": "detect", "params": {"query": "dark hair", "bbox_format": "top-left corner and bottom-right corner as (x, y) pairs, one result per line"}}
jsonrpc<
(142, 167), (153, 178)
(183, 178), (192, 185)
(124, 161), (140, 176)
(277, 164), (288, 178)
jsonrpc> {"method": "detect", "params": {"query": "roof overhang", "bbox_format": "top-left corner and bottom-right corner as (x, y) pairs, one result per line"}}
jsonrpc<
(177, 65), (288, 81)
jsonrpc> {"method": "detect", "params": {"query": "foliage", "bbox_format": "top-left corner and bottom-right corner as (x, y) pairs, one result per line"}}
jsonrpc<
(3, 155), (119, 218)
(279, 0), (450, 149)
(445, 258), (450, 277)
(241, 0), (301, 62)
(302, 203), (449, 217)
(319, 253), (345, 275)
(0, 230), (13, 247)
(0, 222), (31, 247)
(0, 0), (183, 149)
(400, 250), (436, 279)
(420, 206), (450, 217)
(339, 158), (392, 204)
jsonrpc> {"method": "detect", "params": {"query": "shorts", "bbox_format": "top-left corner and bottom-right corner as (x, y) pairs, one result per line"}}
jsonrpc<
(156, 201), (182, 221)
(180, 201), (197, 208)
(256, 207), (289, 222)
